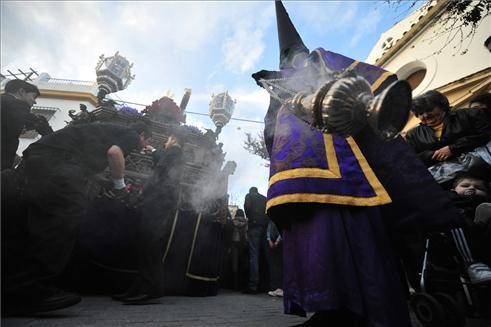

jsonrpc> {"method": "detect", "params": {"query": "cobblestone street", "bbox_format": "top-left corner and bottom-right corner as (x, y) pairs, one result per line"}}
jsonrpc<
(3, 290), (490, 326)
(3, 291), (305, 327)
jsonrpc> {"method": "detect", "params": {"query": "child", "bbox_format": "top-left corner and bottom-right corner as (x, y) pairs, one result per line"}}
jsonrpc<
(450, 173), (491, 283)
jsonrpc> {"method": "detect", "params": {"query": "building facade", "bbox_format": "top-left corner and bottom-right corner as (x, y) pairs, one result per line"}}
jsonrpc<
(366, 0), (491, 132)
(1, 72), (98, 155)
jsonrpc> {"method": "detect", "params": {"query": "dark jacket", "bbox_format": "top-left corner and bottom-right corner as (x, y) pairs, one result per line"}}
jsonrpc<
(405, 108), (490, 166)
(449, 191), (488, 227)
(1, 94), (53, 170)
(244, 192), (268, 228)
(142, 146), (184, 198)
(24, 122), (138, 174)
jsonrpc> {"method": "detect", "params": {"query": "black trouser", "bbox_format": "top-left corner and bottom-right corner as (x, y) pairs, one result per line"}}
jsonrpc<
(2, 150), (88, 301)
(266, 242), (283, 290)
(1, 141), (18, 171)
(137, 188), (179, 295)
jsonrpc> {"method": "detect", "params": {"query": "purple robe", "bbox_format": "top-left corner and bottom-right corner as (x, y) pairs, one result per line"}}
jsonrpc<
(282, 206), (411, 326)
(265, 48), (463, 327)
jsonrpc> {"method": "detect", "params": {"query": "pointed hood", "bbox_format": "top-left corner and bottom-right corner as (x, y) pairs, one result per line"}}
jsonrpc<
(275, 0), (309, 70)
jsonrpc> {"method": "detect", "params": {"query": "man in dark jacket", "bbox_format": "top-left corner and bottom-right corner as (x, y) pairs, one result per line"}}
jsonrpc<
(1, 79), (53, 170)
(2, 121), (152, 315)
(243, 187), (269, 293)
(405, 90), (490, 167)
(405, 90), (491, 183)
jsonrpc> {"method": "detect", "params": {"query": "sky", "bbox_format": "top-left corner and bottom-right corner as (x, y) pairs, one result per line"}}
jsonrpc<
(1, 0), (421, 207)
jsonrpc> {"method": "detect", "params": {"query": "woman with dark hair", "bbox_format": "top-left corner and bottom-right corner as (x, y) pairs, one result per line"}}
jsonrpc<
(405, 90), (491, 183)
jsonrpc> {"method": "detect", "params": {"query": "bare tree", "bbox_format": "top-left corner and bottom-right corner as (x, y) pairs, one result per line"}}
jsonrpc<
(244, 1), (489, 163)
(388, 0), (490, 55)
(243, 132), (270, 164)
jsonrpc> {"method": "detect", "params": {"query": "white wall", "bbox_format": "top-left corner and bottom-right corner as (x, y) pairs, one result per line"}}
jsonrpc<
(17, 97), (97, 155)
(13, 75), (98, 155)
(366, 4), (426, 64)
(367, 4), (491, 96)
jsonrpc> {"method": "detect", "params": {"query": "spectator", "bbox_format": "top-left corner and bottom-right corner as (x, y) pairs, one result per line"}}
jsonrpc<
(1, 79), (53, 170)
(405, 90), (491, 183)
(2, 121), (152, 315)
(469, 92), (491, 122)
(448, 173), (491, 283)
(243, 187), (269, 293)
(231, 209), (248, 291)
(266, 220), (283, 297)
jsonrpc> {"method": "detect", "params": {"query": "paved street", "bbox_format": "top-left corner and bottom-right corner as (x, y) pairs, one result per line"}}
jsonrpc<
(3, 291), (305, 327)
(2, 290), (489, 326)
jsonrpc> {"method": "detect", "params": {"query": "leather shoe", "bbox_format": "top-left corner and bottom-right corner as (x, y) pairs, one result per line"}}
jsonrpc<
(112, 283), (141, 301)
(242, 288), (260, 294)
(122, 293), (161, 305)
(5, 290), (81, 316)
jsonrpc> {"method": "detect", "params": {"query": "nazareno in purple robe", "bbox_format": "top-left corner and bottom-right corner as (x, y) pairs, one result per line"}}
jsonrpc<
(266, 110), (464, 327)
(263, 52), (464, 326)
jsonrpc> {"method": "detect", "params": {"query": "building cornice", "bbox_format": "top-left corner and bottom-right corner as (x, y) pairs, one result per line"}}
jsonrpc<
(39, 89), (98, 106)
(436, 67), (491, 108)
(375, 0), (448, 66)
(436, 67), (490, 92)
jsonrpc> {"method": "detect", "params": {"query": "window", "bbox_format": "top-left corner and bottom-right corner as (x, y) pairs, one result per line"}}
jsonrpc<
(382, 37), (394, 51)
(406, 69), (427, 90)
(20, 106), (57, 139)
(396, 61), (428, 92)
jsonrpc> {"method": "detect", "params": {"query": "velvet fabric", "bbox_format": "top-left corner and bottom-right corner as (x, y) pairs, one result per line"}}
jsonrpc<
(262, 47), (450, 327)
(268, 108), (382, 201)
(282, 204), (412, 327)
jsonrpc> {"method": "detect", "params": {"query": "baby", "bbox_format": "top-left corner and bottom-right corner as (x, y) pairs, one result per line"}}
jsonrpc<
(450, 174), (491, 284)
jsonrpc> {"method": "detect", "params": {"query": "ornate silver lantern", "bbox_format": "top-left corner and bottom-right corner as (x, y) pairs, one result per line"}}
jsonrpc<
(95, 51), (134, 102)
(209, 92), (235, 136)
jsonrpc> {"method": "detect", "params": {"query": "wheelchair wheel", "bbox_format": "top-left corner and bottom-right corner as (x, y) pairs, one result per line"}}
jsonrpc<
(434, 292), (466, 327)
(410, 293), (445, 327)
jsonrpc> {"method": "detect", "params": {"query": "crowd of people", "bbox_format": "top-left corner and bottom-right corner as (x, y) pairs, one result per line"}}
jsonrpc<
(0, 79), (285, 317)
(219, 86), (491, 326)
(218, 187), (283, 298)
(0, 79), (188, 314)
(1, 44), (490, 327)
(250, 4), (491, 326)
(263, 88), (491, 327)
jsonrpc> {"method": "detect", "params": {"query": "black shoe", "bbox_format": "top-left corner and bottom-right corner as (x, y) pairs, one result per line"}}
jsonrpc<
(5, 290), (81, 316)
(290, 312), (325, 327)
(242, 288), (260, 294)
(122, 293), (161, 305)
(112, 284), (140, 301)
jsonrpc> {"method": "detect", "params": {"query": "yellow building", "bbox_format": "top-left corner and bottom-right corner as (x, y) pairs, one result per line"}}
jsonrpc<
(1, 71), (98, 154)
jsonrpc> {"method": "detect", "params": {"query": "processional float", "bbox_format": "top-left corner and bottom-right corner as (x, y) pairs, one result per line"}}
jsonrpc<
(67, 52), (237, 296)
